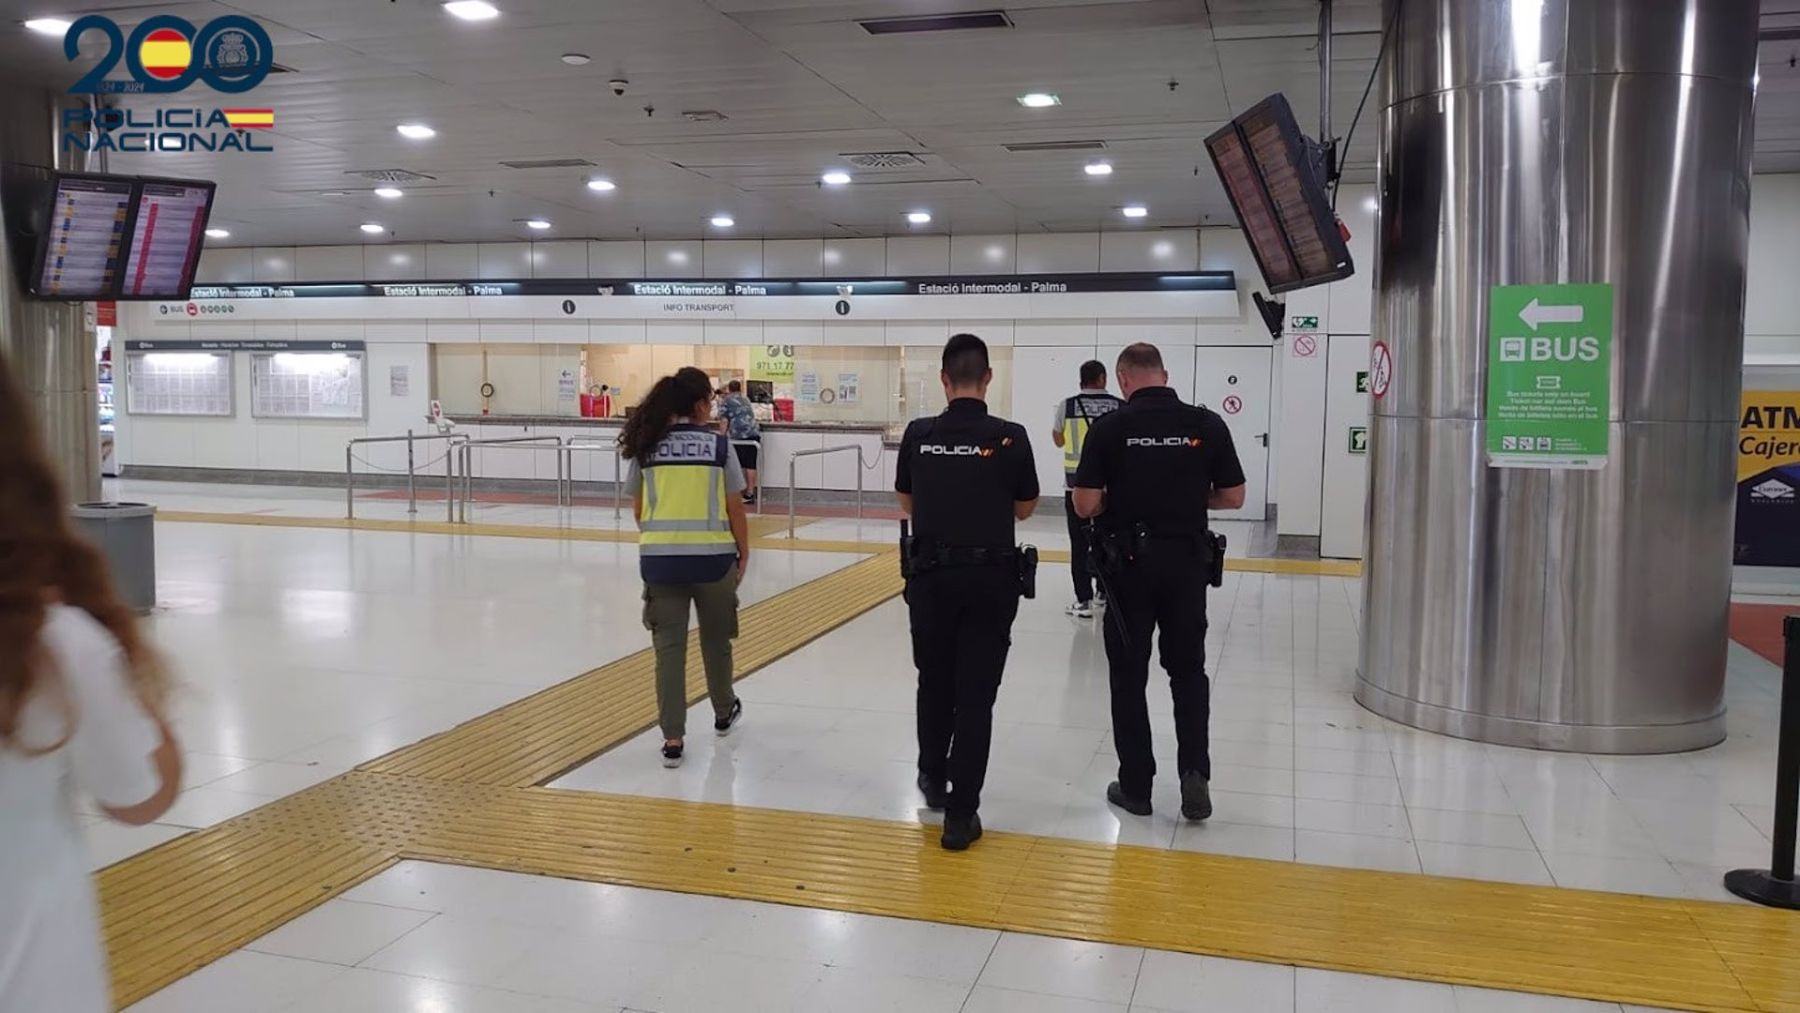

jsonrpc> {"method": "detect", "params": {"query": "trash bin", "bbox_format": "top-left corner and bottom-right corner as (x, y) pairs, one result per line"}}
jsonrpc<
(70, 502), (156, 613)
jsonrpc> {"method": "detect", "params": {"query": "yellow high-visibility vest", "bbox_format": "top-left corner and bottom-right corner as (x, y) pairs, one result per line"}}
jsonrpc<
(1062, 392), (1124, 475)
(639, 425), (734, 558)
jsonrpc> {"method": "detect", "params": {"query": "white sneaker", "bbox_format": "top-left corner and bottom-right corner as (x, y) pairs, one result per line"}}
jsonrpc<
(1066, 600), (1094, 619)
(1094, 591), (1107, 609)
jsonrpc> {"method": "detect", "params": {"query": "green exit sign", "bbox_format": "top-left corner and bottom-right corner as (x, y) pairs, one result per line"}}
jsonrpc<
(1355, 371), (1370, 394)
(1290, 315), (1320, 331)
(1348, 427), (1369, 454)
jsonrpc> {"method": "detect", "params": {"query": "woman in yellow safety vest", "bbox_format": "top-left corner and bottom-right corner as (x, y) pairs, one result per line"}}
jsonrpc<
(617, 367), (750, 768)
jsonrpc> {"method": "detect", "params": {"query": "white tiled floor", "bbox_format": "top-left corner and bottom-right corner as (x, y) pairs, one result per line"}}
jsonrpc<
(125, 862), (1649, 1012)
(557, 564), (1788, 905)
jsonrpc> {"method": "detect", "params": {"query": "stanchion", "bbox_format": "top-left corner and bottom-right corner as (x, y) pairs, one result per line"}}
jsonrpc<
(1725, 615), (1800, 908)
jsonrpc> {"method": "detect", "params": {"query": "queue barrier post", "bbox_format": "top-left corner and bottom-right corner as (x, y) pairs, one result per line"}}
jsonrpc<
(1725, 615), (1800, 908)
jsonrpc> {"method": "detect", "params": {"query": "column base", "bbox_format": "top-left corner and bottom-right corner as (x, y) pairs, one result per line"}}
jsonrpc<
(1354, 676), (1727, 755)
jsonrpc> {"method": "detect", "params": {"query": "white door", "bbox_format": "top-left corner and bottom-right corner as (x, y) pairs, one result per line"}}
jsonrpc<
(1013, 345), (1099, 496)
(1193, 346), (1272, 520)
(1321, 335), (1372, 559)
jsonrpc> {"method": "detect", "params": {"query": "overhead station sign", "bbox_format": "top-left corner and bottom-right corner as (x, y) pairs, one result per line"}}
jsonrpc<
(1484, 283), (1614, 470)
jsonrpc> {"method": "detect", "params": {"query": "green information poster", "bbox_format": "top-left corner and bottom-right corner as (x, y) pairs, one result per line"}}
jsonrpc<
(1485, 283), (1613, 470)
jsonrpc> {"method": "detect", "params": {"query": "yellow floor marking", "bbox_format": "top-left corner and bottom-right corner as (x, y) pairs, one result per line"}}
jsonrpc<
(158, 509), (1362, 575)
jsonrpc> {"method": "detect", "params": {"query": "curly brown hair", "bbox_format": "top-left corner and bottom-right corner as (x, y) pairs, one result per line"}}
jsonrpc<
(0, 350), (167, 749)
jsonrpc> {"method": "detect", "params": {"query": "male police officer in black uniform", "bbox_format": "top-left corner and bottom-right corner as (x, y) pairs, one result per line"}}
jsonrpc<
(896, 333), (1039, 850)
(1073, 342), (1245, 822)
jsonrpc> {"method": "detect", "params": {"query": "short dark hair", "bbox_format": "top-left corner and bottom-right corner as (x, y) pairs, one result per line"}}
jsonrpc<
(1079, 360), (1106, 387)
(1116, 342), (1165, 374)
(942, 333), (990, 387)
(728, 380), (742, 393)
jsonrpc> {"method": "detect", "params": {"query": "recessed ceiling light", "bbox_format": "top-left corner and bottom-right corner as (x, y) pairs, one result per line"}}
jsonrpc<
(204, 227), (230, 239)
(24, 17), (71, 35)
(561, 52), (591, 66)
(820, 171), (852, 186)
(525, 218), (552, 230)
(396, 123), (436, 140)
(374, 186), (404, 199)
(906, 210), (932, 224)
(1017, 92), (1060, 108)
(710, 215), (735, 228)
(1084, 161), (1113, 176)
(320, 190), (348, 197)
(1120, 205), (1148, 219)
(442, 1), (500, 21)
(586, 178), (616, 192)
(360, 223), (386, 234)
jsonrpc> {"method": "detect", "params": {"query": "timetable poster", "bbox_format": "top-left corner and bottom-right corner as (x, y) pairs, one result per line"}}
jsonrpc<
(36, 177), (133, 299)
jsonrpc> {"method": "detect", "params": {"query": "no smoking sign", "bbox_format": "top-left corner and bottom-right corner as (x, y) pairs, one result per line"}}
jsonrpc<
(1221, 395), (1244, 415)
(1293, 334), (1319, 358)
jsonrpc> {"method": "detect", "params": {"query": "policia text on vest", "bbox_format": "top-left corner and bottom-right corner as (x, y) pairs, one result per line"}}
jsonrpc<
(1072, 342), (1247, 825)
(896, 334), (1040, 852)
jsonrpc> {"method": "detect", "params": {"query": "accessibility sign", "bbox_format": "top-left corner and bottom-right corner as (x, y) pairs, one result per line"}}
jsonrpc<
(1485, 283), (1612, 469)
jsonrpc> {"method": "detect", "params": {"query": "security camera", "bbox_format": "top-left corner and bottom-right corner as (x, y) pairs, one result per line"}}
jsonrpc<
(609, 78), (628, 97)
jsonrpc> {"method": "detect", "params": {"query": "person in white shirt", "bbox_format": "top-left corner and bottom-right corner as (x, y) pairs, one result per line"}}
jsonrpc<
(0, 352), (182, 1013)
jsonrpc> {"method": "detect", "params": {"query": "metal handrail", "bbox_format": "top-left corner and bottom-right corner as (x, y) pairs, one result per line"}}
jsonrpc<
(345, 431), (468, 520)
(456, 436), (565, 522)
(560, 437), (626, 520)
(788, 444), (866, 538)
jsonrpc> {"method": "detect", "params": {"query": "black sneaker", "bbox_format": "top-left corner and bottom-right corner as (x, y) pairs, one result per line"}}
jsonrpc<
(1180, 771), (1213, 821)
(714, 698), (743, 736)
(941, 812), (983, 851)
(1106, 781), (1153, 817)
(662, 742), (684, 768)
(917, 772), (949, 811)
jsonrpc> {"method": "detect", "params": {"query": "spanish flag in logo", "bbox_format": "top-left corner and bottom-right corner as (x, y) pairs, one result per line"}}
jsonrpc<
(223, 109), (275, 129)
(140, 27), (191, 81)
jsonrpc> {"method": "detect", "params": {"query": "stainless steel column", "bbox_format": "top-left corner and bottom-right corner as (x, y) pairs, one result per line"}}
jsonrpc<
(0, 86), (100, 502)
(1358, 0), (1759, 753)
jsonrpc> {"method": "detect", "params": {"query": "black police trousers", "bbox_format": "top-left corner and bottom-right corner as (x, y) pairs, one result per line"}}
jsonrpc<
(1099, 542), (1211, 799)
(1066, 491), (1095, 604)
(907, 564), (1020, 816)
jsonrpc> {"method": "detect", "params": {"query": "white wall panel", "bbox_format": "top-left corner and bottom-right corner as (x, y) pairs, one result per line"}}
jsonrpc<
(1328, 184), (1379, 336)
(822, 237), (886, 276)
(764, 321), (824, 345)
(195, 247), (254, 284)
(1276, 323), (1329, 538)
(1097, 319), (1196, 347)
(364, 244), (426, 281)
(252, 247), (296, 282)
(1017, 233), (1101, 273)
(646, 241), (701, 277)
(1747, 173), (1800, 342)
(253, 422), (299, 471)
(705, 320), (764, 344)
(478, 243), (533, 279)
(950, 235), (1017, 274)
(764, 239), (823, 277)
(477, 320), (536, 343)
(645, 319), (703, 344)
(885, 236), (950, 274)
(1015, 320), (1098, 347)
(953, 320), (1013, 345)
(1320, 335), (1372, 558)
(1014, 345), (1096, 495)
(702, 239), (764, 278)
(531, 241), (588, 278)
(820, 321), (886, 346)
(295, 321), (364, 343)
(1100, 231), (1197, 272)
(428, 320), (480, 343)
(425, 244), (479, 278)
(588, 241), (645, 277)
(591, 320), (646, 343)
(293, 245), (365, 281)
(886, 320), (947, 346)
(533, 320), (588, 343)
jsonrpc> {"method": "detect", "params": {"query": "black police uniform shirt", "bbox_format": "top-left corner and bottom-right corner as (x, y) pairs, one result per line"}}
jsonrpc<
(895, 398), (1039, 549)
(1073, 386), (1246, 535)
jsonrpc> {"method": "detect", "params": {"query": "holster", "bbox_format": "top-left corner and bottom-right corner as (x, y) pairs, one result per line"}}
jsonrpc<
(1017, 545), (1039, 599)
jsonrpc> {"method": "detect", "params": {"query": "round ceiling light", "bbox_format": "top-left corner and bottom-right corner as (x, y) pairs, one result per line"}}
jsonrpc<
(360, 223), (386, 234)
(586, 178), (617, 192)
(396, 123), (436, 140)
(710, 215), (735, 228)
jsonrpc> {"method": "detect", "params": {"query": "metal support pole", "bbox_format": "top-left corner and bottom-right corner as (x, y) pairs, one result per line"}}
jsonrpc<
(345, 445), (355, 520)
(406, 429), (417, 515)
(788, 451), (798, 539)
(855, 447), (864, 525)
(1318, 0), (1333, 145)
(613, 451), (623, 521)
(446, 439), (456, 524)
(1726, 616), (1800, 908)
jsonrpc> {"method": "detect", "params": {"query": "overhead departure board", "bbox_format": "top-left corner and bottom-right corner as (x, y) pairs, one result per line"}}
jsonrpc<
(33, 176), (133, 300)
(1205, 93), (1355, 295)
(119, 180), (214, 300)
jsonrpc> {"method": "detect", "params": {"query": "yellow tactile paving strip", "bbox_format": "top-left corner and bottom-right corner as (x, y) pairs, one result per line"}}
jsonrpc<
(158, 509), (1363, 576)
(98, 515), (1797, 1011)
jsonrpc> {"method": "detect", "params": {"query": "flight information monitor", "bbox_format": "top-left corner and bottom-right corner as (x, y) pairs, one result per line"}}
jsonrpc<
(31, 175), (134, 300)
(119, 178), (215, 300)
(1205, 93), (1355, 295)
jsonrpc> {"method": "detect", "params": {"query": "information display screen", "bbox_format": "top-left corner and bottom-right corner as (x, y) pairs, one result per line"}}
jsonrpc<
(1205, 93), (1355, 295)
(119, 180), (214, 300)
(32, 176), (134, 300)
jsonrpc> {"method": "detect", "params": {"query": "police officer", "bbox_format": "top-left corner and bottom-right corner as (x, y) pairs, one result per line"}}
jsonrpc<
(1072, 343), (1245, 821)
(1051, 360), (1124, 619)
(896, 333), (1039, 850)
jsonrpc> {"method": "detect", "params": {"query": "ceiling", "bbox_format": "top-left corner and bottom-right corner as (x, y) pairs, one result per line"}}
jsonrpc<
(0, 0), (1797, 247)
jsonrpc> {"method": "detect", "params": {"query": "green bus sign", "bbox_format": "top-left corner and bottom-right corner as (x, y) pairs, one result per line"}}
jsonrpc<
(1485, 283), (1613, 470)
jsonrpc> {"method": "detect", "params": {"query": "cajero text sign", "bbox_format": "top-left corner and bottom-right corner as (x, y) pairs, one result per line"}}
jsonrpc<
(1484, 283), (1613, 469)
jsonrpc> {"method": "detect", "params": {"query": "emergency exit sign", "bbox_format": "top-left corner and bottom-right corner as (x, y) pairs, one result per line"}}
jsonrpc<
(1291, 315), (1320, 331)
(1355, 371), (1369, 394)
(1348, 427), (1368, 454)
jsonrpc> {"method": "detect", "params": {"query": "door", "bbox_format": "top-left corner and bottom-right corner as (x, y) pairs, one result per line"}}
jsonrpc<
(1193, 346), (1272, 520)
